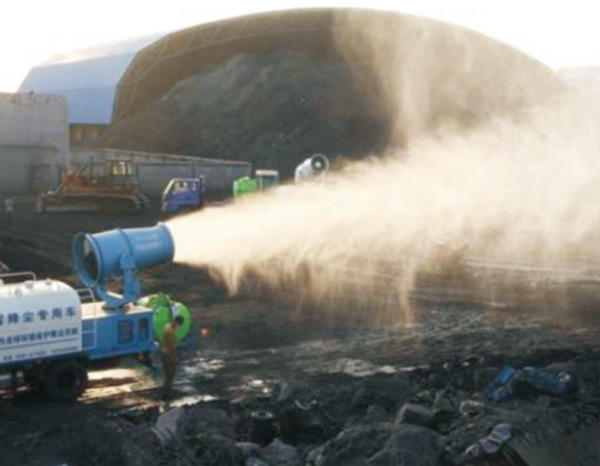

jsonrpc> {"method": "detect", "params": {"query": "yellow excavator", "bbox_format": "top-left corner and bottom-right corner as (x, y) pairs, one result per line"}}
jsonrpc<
(37, 160), (150, 214)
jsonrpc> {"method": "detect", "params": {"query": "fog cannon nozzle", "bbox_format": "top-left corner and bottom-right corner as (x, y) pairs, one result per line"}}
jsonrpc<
(294, 154), (330, 183)
(73, 223), (175, 308)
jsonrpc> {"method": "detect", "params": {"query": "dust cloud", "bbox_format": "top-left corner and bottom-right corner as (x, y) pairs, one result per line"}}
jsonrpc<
(168, 90), (599, 322)
(168, 13), (599, 323)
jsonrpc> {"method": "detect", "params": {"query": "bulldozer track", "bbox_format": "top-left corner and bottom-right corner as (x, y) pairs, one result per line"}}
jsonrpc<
(43, 192), (149, 214)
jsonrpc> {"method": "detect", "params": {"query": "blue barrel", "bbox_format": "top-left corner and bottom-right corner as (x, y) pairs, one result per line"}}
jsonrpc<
(73, 223), (175, 289)
(522, 367), (573, 396)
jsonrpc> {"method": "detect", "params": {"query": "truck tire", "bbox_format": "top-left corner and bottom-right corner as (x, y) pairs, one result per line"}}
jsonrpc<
(43, 361), (88, 401)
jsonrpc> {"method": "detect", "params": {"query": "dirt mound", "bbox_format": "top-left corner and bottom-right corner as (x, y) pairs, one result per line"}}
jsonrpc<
(99, 12), (563, 176)
(101, 52), (387, 177)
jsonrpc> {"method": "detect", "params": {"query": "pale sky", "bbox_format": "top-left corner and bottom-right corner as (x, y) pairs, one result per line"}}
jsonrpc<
(0, 0), (599, 92)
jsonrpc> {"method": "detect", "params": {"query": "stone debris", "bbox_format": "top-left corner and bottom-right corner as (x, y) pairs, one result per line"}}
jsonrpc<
(6, 347), (594, 466)
(396, 403), (435, 428)
(150, 407), (185, 446)
(454, 423), (512, 464)
(261, 438), (302, 466)
(114, 349), (599, 466)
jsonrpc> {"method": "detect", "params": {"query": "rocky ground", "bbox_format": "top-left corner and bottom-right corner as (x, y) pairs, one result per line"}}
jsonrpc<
(0, 201), (598, 466)
(0, 279), (598, 466)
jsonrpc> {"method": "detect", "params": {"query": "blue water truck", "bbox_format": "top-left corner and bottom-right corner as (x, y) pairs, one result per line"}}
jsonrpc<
(161, 177), (204, 215)
(0, 224), (184, 401)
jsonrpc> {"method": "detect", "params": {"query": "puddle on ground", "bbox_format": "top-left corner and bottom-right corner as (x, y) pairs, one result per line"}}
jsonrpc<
(303, 357), (398, 376)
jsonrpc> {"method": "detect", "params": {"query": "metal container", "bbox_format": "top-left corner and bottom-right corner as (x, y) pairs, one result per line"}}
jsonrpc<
(0, 278), (82, 368)
(250, 411), (275, 446)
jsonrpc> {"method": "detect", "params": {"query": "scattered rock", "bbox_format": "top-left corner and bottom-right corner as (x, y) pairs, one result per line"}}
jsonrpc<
(364, 404), (388, 423)
(415, 390), (434, 405)
(396, 404), (435, 428)
(182, 406), (234, 438)
(315, 423), (440, 466)
(246, 457), (270, 466)
(151, 407), (185, 446)
(351, 378), (411, 411)
(382, 425), (441, 465)
(64, 417), (155, 466)
(280, 401), (327, 444)
(453, 423), (511, 465)
(193, 433), (243, 466)
(276, 380), (316, 404)
(458, 400), (484, 417)
(237, 442), (261, 458)
(508, 421), (600, 466)
(432, 390), (456, 420)
(261, 439), (302, 466)
(306, 445), (325, 465)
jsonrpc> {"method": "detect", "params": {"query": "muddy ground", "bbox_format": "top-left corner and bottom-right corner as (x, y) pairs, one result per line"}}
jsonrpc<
(0, 199), (599, 466)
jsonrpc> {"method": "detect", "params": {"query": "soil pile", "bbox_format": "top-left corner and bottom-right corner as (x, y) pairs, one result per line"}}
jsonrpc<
(99, 12), (564, 177)
(100, 52), (388, 177)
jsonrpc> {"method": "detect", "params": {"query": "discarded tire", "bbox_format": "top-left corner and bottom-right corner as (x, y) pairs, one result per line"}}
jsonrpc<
(43, 361), (88, 401)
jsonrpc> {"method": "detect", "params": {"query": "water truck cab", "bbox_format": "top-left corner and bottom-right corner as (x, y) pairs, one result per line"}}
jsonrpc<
(162, 177), (205, 215)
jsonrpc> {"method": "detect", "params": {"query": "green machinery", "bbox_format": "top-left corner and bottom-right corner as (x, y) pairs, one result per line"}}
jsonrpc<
(233, 169), (280, 198)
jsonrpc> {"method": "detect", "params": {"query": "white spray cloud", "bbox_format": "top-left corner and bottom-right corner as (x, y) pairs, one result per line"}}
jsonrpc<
(168, 90), (600, 322)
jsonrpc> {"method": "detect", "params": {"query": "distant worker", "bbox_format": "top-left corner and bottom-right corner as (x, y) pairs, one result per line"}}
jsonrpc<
(161, 315), (183, 400)
(4, 196), (15, 228)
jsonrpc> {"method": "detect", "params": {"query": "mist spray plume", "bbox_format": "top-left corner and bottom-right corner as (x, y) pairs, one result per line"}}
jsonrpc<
(168, 13), (599, 324)
(168, 92), (599, 321)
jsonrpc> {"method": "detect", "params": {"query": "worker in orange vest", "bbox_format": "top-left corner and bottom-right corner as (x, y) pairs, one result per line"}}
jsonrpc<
(161, 315), (183, 400)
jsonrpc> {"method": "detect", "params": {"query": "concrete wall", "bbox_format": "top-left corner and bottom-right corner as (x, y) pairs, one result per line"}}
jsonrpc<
(70, 147), (251, 197)
(0, 146), (57, 193)
(0, 93), (68, 194)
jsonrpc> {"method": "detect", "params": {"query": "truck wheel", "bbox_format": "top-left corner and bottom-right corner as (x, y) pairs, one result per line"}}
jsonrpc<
(43, 361), (88, 401)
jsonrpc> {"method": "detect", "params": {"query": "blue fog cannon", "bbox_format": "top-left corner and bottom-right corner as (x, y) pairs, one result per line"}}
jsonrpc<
(73, 223), (175, 308)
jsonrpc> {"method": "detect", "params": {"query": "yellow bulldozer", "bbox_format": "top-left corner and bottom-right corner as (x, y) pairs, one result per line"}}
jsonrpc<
(37, 160), (150, 214)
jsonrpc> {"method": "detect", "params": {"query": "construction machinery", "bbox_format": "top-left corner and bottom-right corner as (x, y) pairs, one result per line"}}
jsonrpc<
(232, 154), (330, 199)
(37, 160), (150, 214)
(233, 169), (280, 198)
(0, 224), (190, 400)
(161, 177), (205, 215)
(294, 154), (330, 184)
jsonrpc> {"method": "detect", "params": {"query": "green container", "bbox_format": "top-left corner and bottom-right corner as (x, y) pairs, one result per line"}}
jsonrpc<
(233, 176), (258, 198)
(138, 293), (191, 344)
(256, 170), (279, 191)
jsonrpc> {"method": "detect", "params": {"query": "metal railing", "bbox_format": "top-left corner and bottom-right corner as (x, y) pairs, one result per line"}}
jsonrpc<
(78, 288), (99, 352)
(76, 287), (96, 304)
(0, 271), (37, 284)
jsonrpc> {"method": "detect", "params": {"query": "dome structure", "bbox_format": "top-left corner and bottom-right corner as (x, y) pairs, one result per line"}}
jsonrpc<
(113, 9), (562, 121)
(20, 9), (564, 172)
(20, 34), (165, 125)
(105, 9), (562, 174)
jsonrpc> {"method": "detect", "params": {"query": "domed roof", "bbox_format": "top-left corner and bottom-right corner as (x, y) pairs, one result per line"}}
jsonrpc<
(113, 8), (561, 122)
(19, 33), (165, 124)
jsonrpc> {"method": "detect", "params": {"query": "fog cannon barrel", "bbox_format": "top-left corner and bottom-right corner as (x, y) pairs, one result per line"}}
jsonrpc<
(73, 223), (174, 308)
(309, 154), (330, 173)
(294, 154), (330, 183)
